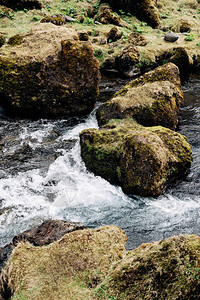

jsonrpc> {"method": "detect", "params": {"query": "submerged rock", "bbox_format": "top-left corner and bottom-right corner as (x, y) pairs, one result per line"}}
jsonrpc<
(97, 63), (183, 130)
(0, 226), (126, 299)
(104, 0), (159, 28)
(0, 24), (100, 118)
(80, 118), (192, 197)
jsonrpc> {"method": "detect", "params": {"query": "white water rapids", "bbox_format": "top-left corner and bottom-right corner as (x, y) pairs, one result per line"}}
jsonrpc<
(0, 74), (199, 249)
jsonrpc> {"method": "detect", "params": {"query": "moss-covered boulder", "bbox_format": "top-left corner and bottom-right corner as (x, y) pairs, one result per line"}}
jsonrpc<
(0, 0), (42, 9)
(115, 45), (140, 77)
(0, 32), (6, 47)
(102, 0), (159, 28)
(97, 63), (183, 130)
(0, 226), (126, 299)
(97, 234), (200, 299)
(162, 47), (192, 74)
(80, 118), (192, 197)
(0, 23), (100, 118)
(40, 14), (66, 26)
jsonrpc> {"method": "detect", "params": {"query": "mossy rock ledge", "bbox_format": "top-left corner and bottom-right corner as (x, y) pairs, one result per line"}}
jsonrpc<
(0, 226), (127, 299)
(97, 63), (183, 130)
(0, 227), (199, 299)
(80, 119), (192, 197)
(0, 23), (100, 118)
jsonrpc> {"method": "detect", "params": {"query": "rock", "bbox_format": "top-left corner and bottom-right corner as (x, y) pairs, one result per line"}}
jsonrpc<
(0, 32), (6, 47)
(98, 234), (200, 299)
(0, 23), (100, 118)
(115, 45), (140, 77)
(103, 0), (159, 28)
(0, 5), (13, 18)
(78, 15), (84, 23)
(107, 26), (122, 43)
(78, 30), (89, 41)
(95, 6), (121, 26)
(0, 220), (86, 273)
(162, 47), (192, 74)
(0, 0), (42, 9)
(97, 63), (183, 130)
(0, 226), (126, 299)
(164, 32), (179, 42)
(128, 31), (148, 46)
(80, 118), (192, 197)
(171, 19), (192, 33)
(40, 14), (66, 26)
(12, 220), (85, 246)
(7, 34), (23, 46)
(0, 244), (14, 274)
(64, 15), (76, 22)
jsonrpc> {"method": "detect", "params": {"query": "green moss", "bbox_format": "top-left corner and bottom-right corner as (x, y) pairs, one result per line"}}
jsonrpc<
(0, 38), (100, 118)
(97, 63), (183, 130)
(80, 118), (192, 197)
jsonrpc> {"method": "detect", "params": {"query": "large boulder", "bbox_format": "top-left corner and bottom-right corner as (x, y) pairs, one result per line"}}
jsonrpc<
(97, 63), (183, 130)
(0, 0), (42, 9)
(98, 234), (200, 299)
(103, 0), (159, 28)
(0, 220), (85, 272)
(0, 23), (100, 118)
(80, 118), (192, 197)
(0, 226), (126, 299)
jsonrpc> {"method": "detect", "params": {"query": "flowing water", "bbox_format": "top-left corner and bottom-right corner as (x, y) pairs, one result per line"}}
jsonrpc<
(0, 74), (199, 249)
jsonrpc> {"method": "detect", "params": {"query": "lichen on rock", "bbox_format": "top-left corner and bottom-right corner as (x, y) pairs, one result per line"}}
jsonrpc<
(97, 63), (183, 130)
(80, 118), (192, 197)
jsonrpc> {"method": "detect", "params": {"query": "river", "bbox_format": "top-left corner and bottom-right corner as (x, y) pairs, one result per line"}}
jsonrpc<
(0, 74), (199, 249)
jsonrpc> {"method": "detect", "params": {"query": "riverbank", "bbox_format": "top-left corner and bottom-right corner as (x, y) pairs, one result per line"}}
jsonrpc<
(0, 0), (200, 75)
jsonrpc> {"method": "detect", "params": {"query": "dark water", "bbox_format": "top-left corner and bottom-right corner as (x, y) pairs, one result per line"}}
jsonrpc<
(0, 74), (199, 249)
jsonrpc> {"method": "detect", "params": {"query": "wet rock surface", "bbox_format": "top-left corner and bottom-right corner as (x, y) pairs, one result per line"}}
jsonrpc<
(80, 118), (192, 197)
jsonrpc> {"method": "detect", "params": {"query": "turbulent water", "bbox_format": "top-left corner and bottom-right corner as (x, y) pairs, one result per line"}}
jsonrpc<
(0, 74), (199, 249)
